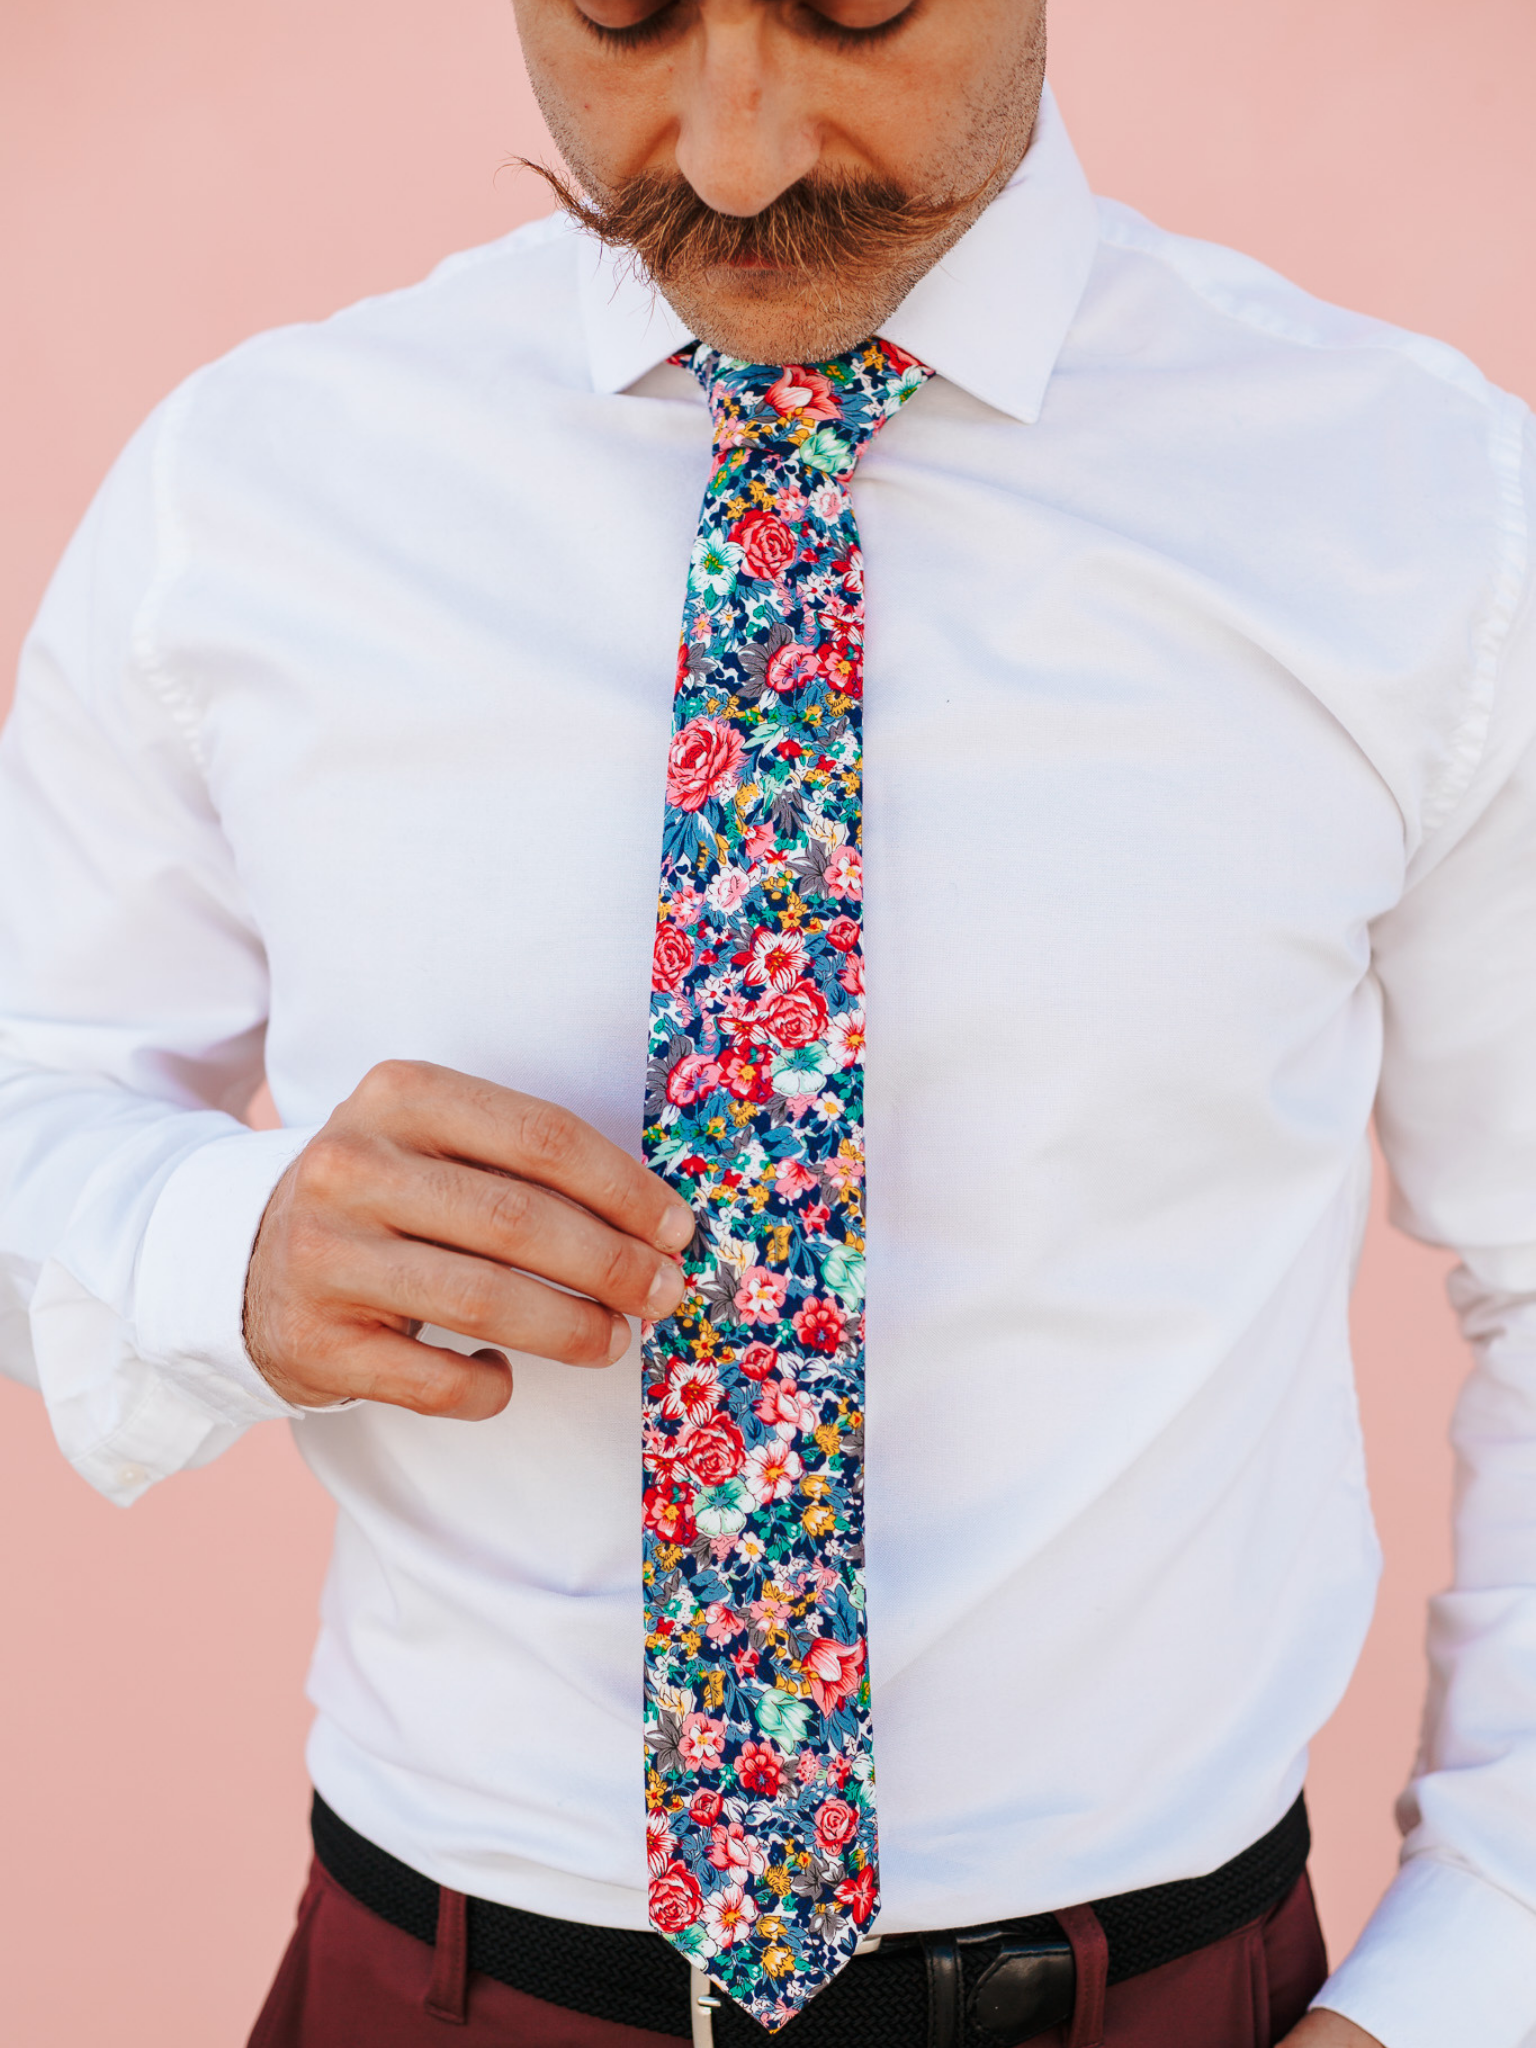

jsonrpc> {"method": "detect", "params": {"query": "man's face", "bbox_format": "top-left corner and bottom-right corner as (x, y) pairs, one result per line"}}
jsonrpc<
(511, 0), (1047, 364)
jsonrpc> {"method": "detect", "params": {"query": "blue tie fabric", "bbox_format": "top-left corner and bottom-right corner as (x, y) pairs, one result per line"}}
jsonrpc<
(640, 340), (933, 2029)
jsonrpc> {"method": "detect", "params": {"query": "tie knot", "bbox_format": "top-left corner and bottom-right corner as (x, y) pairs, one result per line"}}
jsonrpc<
(679, 340), (932, 477)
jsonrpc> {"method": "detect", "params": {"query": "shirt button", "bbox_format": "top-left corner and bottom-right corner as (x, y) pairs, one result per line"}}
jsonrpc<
(117, 1462), (149, 1488)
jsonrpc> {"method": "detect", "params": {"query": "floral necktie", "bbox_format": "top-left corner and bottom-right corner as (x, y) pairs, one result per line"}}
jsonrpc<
(641, 339), (932, 2031)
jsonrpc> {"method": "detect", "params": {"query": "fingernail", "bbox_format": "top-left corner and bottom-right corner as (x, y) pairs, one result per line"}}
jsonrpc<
(645, 1264), (686, 1318)
(606, 1315), (633, 1364)
(655, 1205), (696, 1254)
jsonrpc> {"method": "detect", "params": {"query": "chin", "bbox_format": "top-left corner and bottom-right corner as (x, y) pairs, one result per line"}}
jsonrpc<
(658, 267), (904, 369)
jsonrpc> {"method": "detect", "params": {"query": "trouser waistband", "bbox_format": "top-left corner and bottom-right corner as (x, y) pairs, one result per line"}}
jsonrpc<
(311, 1789), (1310, 2047)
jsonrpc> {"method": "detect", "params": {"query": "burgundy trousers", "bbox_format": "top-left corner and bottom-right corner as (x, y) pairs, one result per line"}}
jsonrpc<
(249, 1858), (1328, 2048)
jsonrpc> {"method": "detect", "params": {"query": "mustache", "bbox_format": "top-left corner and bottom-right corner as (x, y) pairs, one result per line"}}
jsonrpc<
(517, 159), (979, 294)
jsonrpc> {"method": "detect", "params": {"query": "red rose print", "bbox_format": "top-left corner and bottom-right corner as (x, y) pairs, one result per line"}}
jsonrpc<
(760, 981), (829, 1048)
(835, 1865), (878, 1925)
(738, 1741), (784, 1796)
(736, 1341), (779, 1381)
(764, 640), (823, 696)
(677, 1417), (747, 1486)
(667, 715), (745, 812)
(733, 510), (796, 580)
(689, 1789), (724, 1828)
(791, 1296), (844, 1353)
(649, 1863), (704, 1933)
(814, 1798), (860, 1851)
(652, 922), (694, 994)
(823, 916), (860, 953)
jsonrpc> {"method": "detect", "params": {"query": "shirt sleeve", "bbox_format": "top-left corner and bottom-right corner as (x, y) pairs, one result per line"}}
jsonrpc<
(1317, 410), (1536, 2047)
(0, 388), (316, 1506)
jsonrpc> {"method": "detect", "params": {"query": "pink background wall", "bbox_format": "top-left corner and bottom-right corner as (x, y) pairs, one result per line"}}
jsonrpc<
(2, 2), (1533, 2039)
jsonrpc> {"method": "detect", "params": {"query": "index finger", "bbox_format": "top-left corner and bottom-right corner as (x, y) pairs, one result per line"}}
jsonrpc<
(357, 1062), (696, 1255)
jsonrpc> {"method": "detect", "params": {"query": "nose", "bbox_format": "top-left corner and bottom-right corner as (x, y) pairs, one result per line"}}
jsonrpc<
(672, 9), (821, 216)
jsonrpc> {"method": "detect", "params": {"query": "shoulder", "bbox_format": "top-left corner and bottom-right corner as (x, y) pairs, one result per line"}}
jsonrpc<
(165, 210), (590, 461)
(1073, 198), (1525, 489)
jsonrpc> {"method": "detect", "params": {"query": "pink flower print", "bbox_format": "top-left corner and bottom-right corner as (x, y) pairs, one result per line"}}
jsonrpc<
(704, 1602), (743, 1645)
(677, 1713), (728, 1771)
(661, 1359), (723, 1425)
(734, 1265), (788, 1324)
(809, 481), (844, 525)
(730, 1642), (760, 1681)
(800, 1636), (866, 1715)
(706, 864), (751, 914)
(649, 1862), (703, 1933)
(743, 822), (778, 866)
(774, 1159), (818, 1203)
(755, 1375), (817, 1440)
(774, 482), (809, 523)
(813, 1799), (860, 1852)
(744, 1439), (804, 1506)
(669, 882), (706, 927)
(764, 640), (823, 696)
(677, 1416), (747, 1485)
(744, 926), (809, 992)
(796, 1749), (821, 1787)
(823, 846), (862, 899)
(748, 1586), (793, 1629)
(823, 1144), (865, 1192)
(758, 980), (829, 1049)
(802, 1200), (832, 1232)
(702, 1882), (758, 1949)
(707, 1821), (768, 1880)
(826, 1010), (865, 1070)
(665, 1052), (722, 1106)
(646, 1809), (676, 1876)
(736, 1341), (780, 1380)
(764, 365), (838, 421)
(838, 951), (865, 996)
(667, 716), (744, 812)
(652, 922), (694, 993)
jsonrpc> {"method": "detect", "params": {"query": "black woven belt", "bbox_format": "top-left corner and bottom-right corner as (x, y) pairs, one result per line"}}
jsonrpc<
(312, 1790), (1309, 2047)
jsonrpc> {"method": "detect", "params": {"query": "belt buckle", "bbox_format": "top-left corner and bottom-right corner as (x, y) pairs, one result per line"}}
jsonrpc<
(971, 1934), (1075, 2046)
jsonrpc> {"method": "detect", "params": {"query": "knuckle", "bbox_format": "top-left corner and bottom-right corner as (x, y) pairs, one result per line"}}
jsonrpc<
(595, 1234), (641, 1306)
(514, 1098), (578, 1175)
(356, 1058), (433, 1117)
(445, 1263), (500, 1331)
(294, 1130), (366, 1206)
(409, 1361), (473, 1417)
(482, 1175), (535, 1246)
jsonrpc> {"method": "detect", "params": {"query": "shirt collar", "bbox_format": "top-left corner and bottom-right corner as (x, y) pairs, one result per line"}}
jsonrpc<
(576, 83), (1099, 425)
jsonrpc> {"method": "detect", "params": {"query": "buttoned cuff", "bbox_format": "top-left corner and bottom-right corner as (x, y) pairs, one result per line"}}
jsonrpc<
(1313, 1854), (1536, 2048)
(135, 1122), (320, 1422)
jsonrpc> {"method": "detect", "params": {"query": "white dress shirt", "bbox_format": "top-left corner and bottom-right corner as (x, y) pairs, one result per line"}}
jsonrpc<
(3, 89), (1535, 2047)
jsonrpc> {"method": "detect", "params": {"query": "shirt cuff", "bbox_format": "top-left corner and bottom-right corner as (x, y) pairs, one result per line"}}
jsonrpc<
(1314, 1853), (1536, 2048)
(135, 1122), (320, 1423)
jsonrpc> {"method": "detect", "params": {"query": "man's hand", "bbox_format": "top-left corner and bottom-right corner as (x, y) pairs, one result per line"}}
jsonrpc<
(1280, 2012), (1384, 2047)
(244, 1061), (695, 1417)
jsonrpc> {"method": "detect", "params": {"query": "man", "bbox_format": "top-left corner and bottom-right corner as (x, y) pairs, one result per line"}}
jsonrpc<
(1, 0), (1533, 2042)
